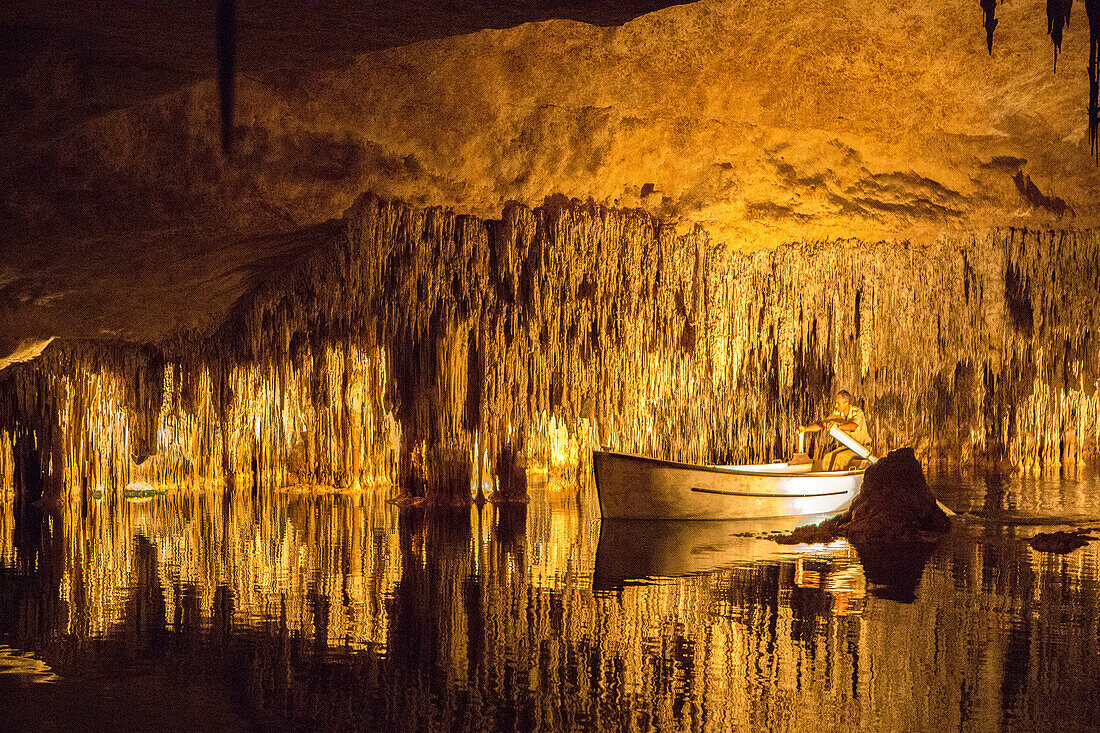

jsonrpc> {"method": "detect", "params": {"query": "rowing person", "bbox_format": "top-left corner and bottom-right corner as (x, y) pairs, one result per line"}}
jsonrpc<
(797, 390), (872, 471)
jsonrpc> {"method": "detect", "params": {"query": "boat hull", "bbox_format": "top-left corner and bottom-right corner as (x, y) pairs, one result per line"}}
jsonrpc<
(594, 450), (862, 520)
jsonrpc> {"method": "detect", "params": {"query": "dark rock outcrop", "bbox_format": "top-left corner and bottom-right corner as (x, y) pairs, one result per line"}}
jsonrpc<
(840, 447), (953, 542)
(773, 448), (951, 601)
(774, 448), (951, 545)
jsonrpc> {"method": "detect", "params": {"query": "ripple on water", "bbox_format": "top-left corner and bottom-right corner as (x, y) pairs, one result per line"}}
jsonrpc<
(0, 473), (1096, 731)
(0, 645), (58, 683)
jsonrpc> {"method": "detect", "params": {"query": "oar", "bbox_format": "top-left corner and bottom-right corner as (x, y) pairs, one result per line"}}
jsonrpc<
(827, 426), (956, 517)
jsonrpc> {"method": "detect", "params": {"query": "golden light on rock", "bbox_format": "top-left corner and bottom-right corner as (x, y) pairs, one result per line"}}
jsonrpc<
(2, 2), (1100, 728)
(2, 200), (1098, 506)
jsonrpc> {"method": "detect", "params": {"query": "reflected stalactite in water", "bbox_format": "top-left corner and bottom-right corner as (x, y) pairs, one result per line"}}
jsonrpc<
(10, 491), (405, 655)
(494, 505), (527, 549)
(389, 510), (473, 687)
(982, 470), (1009, 513)
(2, 203), (1100, 507)
(0, 505), (65, 651)
(123, 535), (168, 654)
(0, 492), (1098, 728)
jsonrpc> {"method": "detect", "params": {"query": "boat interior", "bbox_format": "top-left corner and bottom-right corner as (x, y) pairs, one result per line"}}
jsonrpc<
(712, 461), (869, 476)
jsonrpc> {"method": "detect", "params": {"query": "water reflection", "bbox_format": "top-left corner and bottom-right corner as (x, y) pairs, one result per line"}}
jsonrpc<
(0, 474), (1098, 731)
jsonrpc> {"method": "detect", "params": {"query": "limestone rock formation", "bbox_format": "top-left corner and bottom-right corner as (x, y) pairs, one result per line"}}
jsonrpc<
(5, 0), (1100, 362)
(1, 196), (1098, 505)
(839, 448), (953, 544)
(4, 2), (1100, 503)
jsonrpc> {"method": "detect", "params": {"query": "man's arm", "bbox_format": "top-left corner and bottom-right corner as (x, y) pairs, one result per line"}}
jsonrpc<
(799, 412), (857, 433)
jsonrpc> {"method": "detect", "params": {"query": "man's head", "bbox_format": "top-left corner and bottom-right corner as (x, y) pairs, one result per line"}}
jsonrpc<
(833, 390), (853, 412)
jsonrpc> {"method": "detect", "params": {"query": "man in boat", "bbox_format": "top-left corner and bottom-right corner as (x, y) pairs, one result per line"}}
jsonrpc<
(797, 390), (872, 471)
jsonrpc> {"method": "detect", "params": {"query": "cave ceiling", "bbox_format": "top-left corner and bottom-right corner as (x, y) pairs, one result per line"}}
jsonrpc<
(2, 0), (1098, 368)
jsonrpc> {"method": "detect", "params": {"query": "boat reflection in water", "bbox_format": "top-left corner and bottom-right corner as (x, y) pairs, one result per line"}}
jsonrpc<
(594, 516), (869, 614)
(0, 476), (1099, 731)
(594, 515), (849, 582)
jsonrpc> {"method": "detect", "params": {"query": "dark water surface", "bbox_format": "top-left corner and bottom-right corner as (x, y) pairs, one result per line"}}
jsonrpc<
(1, 472), (1099, 732)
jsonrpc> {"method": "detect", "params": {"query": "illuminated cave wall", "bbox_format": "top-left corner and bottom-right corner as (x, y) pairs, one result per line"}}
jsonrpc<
(1, 196), (1099, 503)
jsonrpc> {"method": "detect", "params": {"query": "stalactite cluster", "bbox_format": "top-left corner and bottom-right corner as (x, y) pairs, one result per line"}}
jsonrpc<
(1, 195), (1098, 505)
(987, 0), (1100, 162)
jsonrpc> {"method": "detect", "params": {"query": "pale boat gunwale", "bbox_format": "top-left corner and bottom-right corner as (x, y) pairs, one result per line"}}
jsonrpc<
(596, 450), (866, 479)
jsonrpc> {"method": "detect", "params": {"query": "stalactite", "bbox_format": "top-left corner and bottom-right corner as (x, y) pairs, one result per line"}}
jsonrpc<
(1089, 0), (1100, 160)
(1, 197), (1099, 505)
(0, 432), (13, 498)
(991, 0), (1100, 162)
(1048, 0), (1074, 71)
(981, 0), (999, 54)
(215, 0), (237, 156)
(493, 439), (528, 504)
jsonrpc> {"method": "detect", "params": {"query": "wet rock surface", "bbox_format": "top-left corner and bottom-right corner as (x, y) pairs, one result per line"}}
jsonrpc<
(1028, 529), (1098, 554)
(774, 448), (952, 545)
(772, 520), (846, 545)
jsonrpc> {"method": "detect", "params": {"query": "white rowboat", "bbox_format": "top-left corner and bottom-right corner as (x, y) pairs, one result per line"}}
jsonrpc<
(594, 450), (863, 520)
